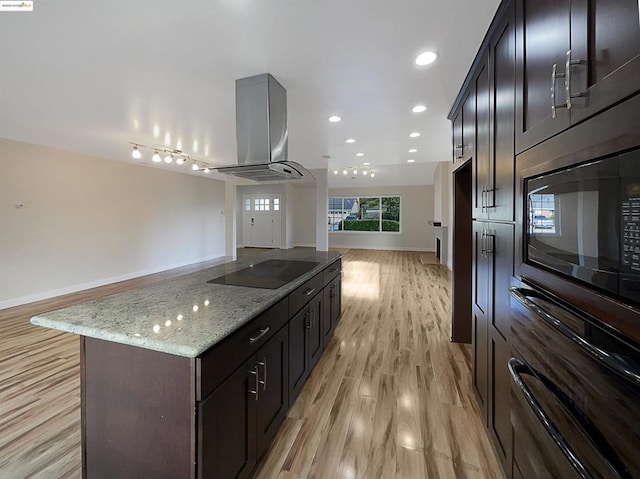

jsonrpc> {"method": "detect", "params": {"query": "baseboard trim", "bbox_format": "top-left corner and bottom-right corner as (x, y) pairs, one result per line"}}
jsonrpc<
(0, 253), (226, 310)
(328, 244), (436, 252)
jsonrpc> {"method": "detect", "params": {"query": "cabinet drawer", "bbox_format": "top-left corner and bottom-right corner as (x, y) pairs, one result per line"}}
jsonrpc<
(289, 273), (323, 318)
(322, 258), (342, 286)
(198, 298), (287, 400)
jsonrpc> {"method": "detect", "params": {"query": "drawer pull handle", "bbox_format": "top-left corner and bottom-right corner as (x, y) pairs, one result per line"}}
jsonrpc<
(258, 357), (267, 391)
(249, 327), (270, 344)
(329, 268), (338, 273)
(304, 287), (316, 296)
(248, 366), (259, 401)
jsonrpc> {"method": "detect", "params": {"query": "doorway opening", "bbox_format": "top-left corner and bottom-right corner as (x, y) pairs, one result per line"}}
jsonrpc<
(452, 162), (472, 343)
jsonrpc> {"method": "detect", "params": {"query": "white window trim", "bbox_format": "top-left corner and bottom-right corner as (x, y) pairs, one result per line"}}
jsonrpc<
(328, 195), (402, 234)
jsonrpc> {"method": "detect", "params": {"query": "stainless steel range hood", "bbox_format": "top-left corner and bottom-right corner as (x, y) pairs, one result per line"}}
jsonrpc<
(216, 73), (310, 181)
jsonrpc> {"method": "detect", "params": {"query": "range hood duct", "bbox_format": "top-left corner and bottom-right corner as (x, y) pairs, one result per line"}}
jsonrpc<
(215, 73), (310, 181)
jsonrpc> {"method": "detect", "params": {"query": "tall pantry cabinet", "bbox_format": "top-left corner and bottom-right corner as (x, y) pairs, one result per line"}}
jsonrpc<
(449, 1), (640, 478)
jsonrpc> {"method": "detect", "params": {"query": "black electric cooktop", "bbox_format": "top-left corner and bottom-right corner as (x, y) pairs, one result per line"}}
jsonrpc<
(207, 259), (320, 289)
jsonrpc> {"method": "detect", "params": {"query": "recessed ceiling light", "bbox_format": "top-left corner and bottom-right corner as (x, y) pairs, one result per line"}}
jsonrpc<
(415, 51), (438, 66)
(363, 162), (370, 166)
(408, 159), (416, 163)
(412, 105), (427, 113)
(408, 148), (418, 153)
(409, 132), (421, 138)
(356, 152), (364, 157)
(345, 138), (356, 144)
(328, 116), (342, 123)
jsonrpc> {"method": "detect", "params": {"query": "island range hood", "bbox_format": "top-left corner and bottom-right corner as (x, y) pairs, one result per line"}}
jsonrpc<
(216, 73), (310, 181)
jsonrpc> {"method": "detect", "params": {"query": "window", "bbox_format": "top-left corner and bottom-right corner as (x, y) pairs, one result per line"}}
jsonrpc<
(273, 198), (280, 211)
(254, 198), (270, 211)
(528, 193), (557, 234)
(328, 196), (401, 232)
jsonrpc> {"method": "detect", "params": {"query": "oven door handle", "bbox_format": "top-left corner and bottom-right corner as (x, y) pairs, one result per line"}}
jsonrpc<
(509, 358), (633, 479)
(510, 287), (640, 387)
(508, 357), (594, 479)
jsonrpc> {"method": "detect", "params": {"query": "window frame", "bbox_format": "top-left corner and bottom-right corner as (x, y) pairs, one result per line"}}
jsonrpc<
(328, 195), (402, 234)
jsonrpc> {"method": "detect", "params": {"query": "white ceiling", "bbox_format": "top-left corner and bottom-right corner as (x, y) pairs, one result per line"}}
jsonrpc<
(0, 0), (500, 186)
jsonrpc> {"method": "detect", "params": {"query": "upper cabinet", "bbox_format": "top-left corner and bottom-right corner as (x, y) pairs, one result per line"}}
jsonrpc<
(452, 90), (475, 167)
(515, 0), (640, 154)
(472, 2), (516, 222)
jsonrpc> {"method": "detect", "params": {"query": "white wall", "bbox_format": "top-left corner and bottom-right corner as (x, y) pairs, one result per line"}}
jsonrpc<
(292, 186), (317, 247)
(0, 138), (226, 308)
(434, 161), (453, 268)
(328, 185), (436, 251)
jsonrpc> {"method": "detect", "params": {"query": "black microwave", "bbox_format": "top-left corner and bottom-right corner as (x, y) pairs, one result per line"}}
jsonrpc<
(525, 148), (640, 306)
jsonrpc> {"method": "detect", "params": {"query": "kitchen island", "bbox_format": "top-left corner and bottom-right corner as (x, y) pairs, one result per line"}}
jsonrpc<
(31, 248), (343, 479)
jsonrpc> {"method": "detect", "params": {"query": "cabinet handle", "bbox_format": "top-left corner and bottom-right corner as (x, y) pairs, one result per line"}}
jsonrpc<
(257, 357), (267, 391)
(329, 268), (338, 273)
(304, 287), (316, 296)
(310, 307), (315, 327)
(485, 232), (494, 256)
(551, 63), (566, 119)
(305, 311), (311, 330)
(565, 49), (587, 110)
(481, 188), (486, 212)
(248, 366), (259, 401)
(248, 327), (270, 344)
(480, 229), (486, 258)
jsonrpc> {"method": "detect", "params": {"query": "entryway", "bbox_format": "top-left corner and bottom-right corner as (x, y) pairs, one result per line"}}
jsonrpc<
(242, 194), (282, 248)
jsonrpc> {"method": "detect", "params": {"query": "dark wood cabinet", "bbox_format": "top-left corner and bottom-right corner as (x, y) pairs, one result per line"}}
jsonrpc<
(255, 325), (289, 458)
(472, 220), (514, 469)
(199, 324), (290, 479)
(515, 0), (571, 153)
(462, 90), (476, 163)
(308, 292), (323, 370)
(199, 356), (257, 479)
(288, 304), (311, 404)
(452, 107), (463, 165)
(569, 0), (640, 124)
(490, 6), (515, 222)
(321, 274), (342, 347)
(289, 290), (324, 403)
(516, 0), (640, 154)
(473, 58), (490, 220)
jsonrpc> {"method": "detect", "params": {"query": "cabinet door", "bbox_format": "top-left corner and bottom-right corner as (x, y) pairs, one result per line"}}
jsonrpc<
(288, 306), (310, 404)
(322, 285), (333, 347)
(462, 89), (476, 163)
(490, 331), (512, 473)
(199, 357), (257, 479)
(472, 221), (491, 421)
(308, 293), (324, 370)
(569, 0), (640, 124)
(452, 107), (463, 165)
(489, 5), (516, 222)
(515, 0), (571, 153)
(474, 59), (490, 220)
(490, 223), (514, 341)
(255, 325), (289, 458)
(331, 276), (342, 327)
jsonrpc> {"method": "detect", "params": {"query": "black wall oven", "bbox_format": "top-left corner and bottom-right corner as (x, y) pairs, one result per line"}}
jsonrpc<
(509, 286), (640, 479)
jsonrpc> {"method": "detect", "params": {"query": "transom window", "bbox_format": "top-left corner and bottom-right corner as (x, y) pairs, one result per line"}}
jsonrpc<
(254, 198), (270, 211)
(328, 196), (401, 232)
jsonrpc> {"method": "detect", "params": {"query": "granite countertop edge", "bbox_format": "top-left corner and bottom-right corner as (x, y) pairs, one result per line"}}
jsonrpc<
(31, 249), (342, 358)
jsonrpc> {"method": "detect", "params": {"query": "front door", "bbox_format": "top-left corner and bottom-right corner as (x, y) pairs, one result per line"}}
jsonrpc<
(242, 195), (281, 248)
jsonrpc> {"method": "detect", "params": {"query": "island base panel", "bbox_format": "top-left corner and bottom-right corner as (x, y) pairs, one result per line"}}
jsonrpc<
(81, 337), (196, 479)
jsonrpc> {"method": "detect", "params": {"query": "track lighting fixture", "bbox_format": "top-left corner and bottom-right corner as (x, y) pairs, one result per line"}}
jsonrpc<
(128, 142), (214, 174)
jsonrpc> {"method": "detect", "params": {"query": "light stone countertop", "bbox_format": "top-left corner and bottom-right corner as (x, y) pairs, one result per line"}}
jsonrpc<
(31, 249), (342, 358)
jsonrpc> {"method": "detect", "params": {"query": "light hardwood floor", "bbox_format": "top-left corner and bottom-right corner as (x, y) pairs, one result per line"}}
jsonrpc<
(0, 249), (503, 479)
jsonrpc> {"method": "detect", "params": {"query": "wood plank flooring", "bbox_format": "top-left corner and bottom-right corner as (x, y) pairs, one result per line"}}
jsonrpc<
(0, 249), (504, 479)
